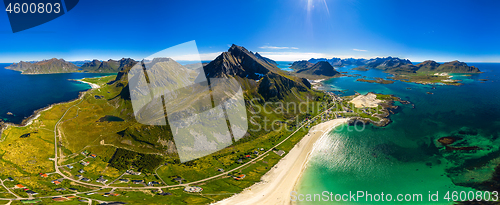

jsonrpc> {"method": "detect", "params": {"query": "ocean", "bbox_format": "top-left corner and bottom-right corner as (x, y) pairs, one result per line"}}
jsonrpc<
(295, 63), (500, 204)
(276, 61), (294, 71)
(0, 63), (114, 124)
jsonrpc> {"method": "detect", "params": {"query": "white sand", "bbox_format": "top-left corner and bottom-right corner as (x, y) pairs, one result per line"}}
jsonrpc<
(213, 118), (349, 205)
(349, 93), (382, 108)
(76, 79), (100, 89)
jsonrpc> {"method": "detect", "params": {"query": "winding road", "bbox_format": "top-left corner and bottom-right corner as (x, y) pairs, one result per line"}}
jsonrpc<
(0, 88), (338, 202)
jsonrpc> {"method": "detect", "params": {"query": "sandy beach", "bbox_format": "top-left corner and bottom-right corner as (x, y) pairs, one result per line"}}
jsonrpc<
(214, 118), (349, 205)
(76, 79), (101, 89)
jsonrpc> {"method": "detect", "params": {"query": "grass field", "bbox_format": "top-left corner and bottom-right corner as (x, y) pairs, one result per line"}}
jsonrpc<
(0, 74), (387, 204)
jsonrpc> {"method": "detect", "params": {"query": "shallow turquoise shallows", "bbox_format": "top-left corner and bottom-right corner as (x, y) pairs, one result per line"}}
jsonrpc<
(295, 63), (500, 204)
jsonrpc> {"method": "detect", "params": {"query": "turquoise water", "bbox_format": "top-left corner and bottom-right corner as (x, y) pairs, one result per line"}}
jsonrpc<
(0, 64), (114, 124)
(276, 61), (294, 71)
(296, 63), (500, 204)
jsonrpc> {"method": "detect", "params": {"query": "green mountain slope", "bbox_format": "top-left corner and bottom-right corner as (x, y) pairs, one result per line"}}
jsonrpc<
(416, 60), (481, 73)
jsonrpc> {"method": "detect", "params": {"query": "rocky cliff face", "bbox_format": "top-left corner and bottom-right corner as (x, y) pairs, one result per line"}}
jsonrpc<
(296, 61), (340, 76)
(6, 58), (78, 74)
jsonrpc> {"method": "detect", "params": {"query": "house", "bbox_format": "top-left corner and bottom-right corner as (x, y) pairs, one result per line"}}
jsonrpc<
(148, 181), (160, 186)
(173, 177), (183, 183)
(217, 168), (224, 172)
(69, 188), (78, 191)
(78, 169), (85, 173)
(131, 180), (143, 184)
(236, 159), (243, 164)
(66, 195), (76, 199)
(81, 178), (91, 182)
(66, 165), (74, 169)
(55, 188), (66, 191)
(90, 154), (97, 158)
(103, 192), (119, 197)
(39, 173), (48, 178)
(158, 192), (172, 196)
(234, 174), (246, 180)
(6, 177), (14, 181)
(118, 178), (129, 183)
(75, 175), (83, 179)
(81, 161), (90, 166)
(15, 184), (25, 188)
(245, 155), (251, 158)
(253, 151), (259, 155)
(96, 177), (108, 183)
(126, 170), (141, 175)
(81, 150), (89, 155)
(52, 197), (67, 202)
(51, 179), (63, 184)
(26, 190), (38, 195)
(274, 150), (286, 156)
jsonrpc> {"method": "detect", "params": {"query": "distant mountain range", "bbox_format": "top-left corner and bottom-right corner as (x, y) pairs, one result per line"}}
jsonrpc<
(6, 58), (136, 74)
(293, 56), (480, 74)
(6, 58), (78, 74)
(6, 50), (480, 76)
(308, 57), (369, 67)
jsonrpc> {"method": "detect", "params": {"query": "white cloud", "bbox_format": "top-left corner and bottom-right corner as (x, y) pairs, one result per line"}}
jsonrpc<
(259, 46), (299, 50)
(353, 49), (368, 52)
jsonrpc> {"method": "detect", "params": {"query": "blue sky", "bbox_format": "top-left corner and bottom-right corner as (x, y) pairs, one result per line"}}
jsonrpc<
(0, 0), (499, 62)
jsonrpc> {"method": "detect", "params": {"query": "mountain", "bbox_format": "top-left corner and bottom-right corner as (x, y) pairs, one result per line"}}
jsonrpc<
(6, 58), (79, 74)
(414, 60), (440, 72)
(107, 44), (323, 155)
(202, 44), (313, 101)
(80, 58), (135, 73)
(290, 60), (314, 70)
(358, 58), (481, 74)
(254, 52), (278, 66)
(358, 57), (418, 73)
(415, 60), (480, 73)
(308, 57), (368, 67)
(296, 61), (340, 76)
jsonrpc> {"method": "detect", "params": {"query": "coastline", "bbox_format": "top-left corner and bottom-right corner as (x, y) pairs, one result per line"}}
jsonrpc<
(214, 118), (350, 205)
(0, 77), (102, 136)
(74, 79), (101, 89)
